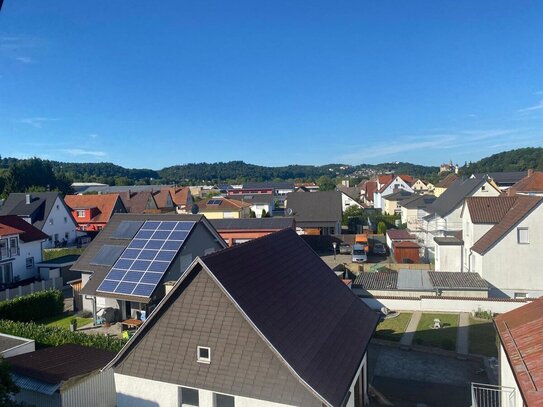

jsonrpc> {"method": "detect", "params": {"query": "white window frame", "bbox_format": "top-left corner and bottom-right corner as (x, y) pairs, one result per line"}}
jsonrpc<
(517, 227), (529, 244)
(197, 346), (211, 364)
(179, 386), (199, 407)
(214, 393), (235, 407)
(77, 210), (86, 218)
(26, 257), (34, 269)
(514, 292), (528, 299)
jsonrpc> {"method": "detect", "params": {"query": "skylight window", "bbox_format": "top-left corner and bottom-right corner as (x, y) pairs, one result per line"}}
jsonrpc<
(197, 346), (210, 364)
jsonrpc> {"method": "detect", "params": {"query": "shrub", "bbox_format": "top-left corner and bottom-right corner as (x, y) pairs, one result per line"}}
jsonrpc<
(0, 290), (64, 322)
(377, 221), (387, 235)
(0, 320), (126, 353)
(441, 338), (455, 351)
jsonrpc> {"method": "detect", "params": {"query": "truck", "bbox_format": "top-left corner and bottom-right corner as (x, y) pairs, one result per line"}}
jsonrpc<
(355, 234), (369, 253)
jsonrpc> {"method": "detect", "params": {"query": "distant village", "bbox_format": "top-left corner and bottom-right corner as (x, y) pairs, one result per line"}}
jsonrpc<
(0, 164), (542, 407)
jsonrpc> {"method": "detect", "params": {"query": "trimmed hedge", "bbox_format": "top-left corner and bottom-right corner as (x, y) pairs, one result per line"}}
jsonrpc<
(0, 320), (127, 353)
(0, 290), (64, 322)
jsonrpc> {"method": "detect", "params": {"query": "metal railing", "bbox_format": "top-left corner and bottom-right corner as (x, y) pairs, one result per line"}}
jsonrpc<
(471, 383), (515, 407)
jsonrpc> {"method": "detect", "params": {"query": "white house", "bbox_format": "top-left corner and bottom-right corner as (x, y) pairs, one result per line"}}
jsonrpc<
(399, 194), (436, 229)
(338, 187), (364, 212)
(462, 195), (543, 298)
(418, 178), (499, 262)
(109, 229), (378, 407)
(507, 170), (543, 196)
(373, 176), (414, 210)
(0, 215), (48, 285)
(490, 299), (543, 407)
(229, 193), (275, 217)
(0, 192), (78, 249)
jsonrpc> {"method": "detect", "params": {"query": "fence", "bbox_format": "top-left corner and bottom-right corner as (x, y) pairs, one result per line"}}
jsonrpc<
(360, 295), (531, 315)
(0, 277), (64, 302)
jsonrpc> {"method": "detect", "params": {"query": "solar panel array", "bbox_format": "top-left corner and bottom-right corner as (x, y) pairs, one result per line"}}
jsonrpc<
(207, 199), (222, 205)
(96, 220), (195, 298)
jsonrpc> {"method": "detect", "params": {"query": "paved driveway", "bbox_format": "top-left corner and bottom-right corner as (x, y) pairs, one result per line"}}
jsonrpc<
(368, 343), (488, 406)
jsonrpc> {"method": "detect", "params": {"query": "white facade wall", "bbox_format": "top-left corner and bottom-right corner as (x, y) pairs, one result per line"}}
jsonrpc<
(499, 345), (523, 407)
(62, 369), (116, 407)
(374, 177), (414, 210)
(473, 203), (543, 297)
(41, 196), (78, 249)
(115, 374), (300, 407)
(435, 244), (463, 272)
(251, 203), (272, 218)
(11, 239), (43, 281)
(341, 193), (363, 212)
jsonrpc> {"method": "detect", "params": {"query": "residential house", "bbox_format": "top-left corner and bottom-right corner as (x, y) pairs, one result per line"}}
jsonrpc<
(197, 197), (252, 219)
(0, 215), (48, 286)
(65, 194), (127, 232)
(228, 193), (274, 218)
(0, 333), (35, 358)
(373, 176), (414, 210)
(433, 173), (459, 197)
(418, 177), (499, 262)
(110, 229), (379, 407)
(0, 192), (78, 248)
(382, 189), (414, 216)
(411, 179), (434, 192)
(210, 217), (295, 246)
(507, 170), (543, 196)
(285, 190), (342, 235)
(434, 236), (464, 272)
(153, 189), (176, 212)
(227, 182), (295, 208)
(470, 171), (527, 191)
(119, 191), (160, 214)
(359, 180), (378, 207)
(460, 195), (543, 297)
(74, 214), (226, 321)
(72, 184), (175, 195)
(337, 185), (364, 211)
(491, 299), (543, 407)
(385, 229), (417, 252)
(170, 187), (194, 213)
(7, 344), (116, 407)
(399, 194), (437, 228)
(294, 182), (320, 192)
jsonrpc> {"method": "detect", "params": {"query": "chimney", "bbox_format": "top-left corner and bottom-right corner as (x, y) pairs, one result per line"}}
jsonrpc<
(127, 189), (131, 200)
(25, 194), (31, 204)
(528, 169), (534, 177)
(164, 281), (176, 296)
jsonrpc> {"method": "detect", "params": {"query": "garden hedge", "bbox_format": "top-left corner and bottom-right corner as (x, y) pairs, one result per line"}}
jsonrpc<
(0, 290), (64, 322)
(0, 320), (126, 353)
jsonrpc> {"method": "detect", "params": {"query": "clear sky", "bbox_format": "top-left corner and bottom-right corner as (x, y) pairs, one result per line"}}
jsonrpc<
(1, 1), (542, 170)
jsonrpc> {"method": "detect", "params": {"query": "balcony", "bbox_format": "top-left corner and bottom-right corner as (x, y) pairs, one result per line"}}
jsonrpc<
(471, 383), (516, 407)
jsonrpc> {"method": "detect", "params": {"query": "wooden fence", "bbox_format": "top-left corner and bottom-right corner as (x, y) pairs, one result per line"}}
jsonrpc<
(0, 277), (64, 302)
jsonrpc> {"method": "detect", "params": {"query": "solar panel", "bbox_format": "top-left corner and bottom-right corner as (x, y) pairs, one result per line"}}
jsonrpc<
(207, 199), (222, 205)
(90, 245), (125, 266)
(111, 221), (145, 240)
(97, 220), (196, 298)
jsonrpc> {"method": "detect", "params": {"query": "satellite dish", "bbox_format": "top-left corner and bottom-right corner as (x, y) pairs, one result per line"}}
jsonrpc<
(287, 208), (293, 216)
(191, 204), (199, 214)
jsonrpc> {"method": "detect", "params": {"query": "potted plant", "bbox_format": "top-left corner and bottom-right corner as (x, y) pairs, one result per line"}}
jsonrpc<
(70, 318), (77, 332)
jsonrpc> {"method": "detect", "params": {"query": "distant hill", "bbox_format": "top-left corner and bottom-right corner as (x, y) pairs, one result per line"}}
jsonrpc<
(462, 147), (543, 174)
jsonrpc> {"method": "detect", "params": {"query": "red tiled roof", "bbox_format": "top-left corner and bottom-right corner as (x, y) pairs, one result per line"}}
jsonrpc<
(152, 190), (174, 209)
(508, 171), (543, 195)
(436, 173), (459, 188)
(0, 215), (49, 242)
(399, 174), (415, 184)
(466, 196), (519, 224)
(119, 191), (156, 214)
(363, 181), (377, 203)
(386, 229), (416, 240)
(64, 194), (123, 223)
(472, 195), (542, 254)
(169, 187), (191, 207)
(494, 299), (543, 407)
(378, 174), (394, 186)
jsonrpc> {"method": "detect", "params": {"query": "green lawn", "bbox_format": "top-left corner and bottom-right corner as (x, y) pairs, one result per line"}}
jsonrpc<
(43, 248), (85, 261)
(469, 317), (498, 357)
(38, 313), (93, 330)
(375, 312), (412, 342)
(413, 313), (459, 350)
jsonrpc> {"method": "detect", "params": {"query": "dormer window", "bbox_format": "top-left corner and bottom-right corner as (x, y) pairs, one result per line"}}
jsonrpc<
(197, 346), (211, 364)
(77, 210), (86, 218)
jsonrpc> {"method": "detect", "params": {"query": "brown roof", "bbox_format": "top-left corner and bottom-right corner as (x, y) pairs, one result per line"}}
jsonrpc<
(0, 215), (49, 242)
(508, 171), (543, 195)
(169, 187), (191, 207)
(494, 299), (543, 407)
(398, 174), (415, 184)
(387, 229), (416, 241)
(65, 194), (124, 223)
(436, 173), (459, 188)
(393, 241), (420, 248)
(472, 195), (543, 254)
(378, 174), (394, 186)
(363, 181), (378, 203)
(119, 191), (157, 214)
(466, 196), (518, 224)
(7, 344), (115, 385)
(198, 197), (252, 212)
(152, 189), (174, 209)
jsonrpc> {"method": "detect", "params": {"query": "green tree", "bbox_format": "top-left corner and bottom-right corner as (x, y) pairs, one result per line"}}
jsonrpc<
(377, 221), (387, 235)
(261, 209), (270, 218)
(249, 210), (256, 218)
(342, 205), (365, 226)
(316, 176), (336, 191)
(0, 358), (21, 406)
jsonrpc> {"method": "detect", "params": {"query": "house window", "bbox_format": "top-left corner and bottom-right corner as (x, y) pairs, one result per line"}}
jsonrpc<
(49, 218), (54, 225)
(56, 204), (60, 210)
(97, 225), (103, 231)
(0, 239), (8, 259)
(64, 232), (70, 240)
(9, 237), (18, 257)
(77, 210), (86, 218)
(0, 263), (13, 284)
(197, 346), (211, 364)
(517, 228), (529, 244)
(64, 217), (68, 223)
(514, 292), (528, 299)
(26, 257), (34, 269)
(481, 185), (486, 191)
(214, 393), (235, 407)
(179, 387), (199, 406)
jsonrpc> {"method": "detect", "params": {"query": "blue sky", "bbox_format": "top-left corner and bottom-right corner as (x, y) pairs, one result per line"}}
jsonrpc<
(1, 1), (542, 169)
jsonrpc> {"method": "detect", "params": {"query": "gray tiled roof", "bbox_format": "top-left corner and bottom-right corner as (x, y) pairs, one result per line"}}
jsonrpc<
(285, 191), (342, 224)
(471, 171), (527, 185)
(428, 178), (488, 217)
(0, 334), (31, 354)
(228, 193), (274, 204)
(428, 271), (488, 289)
(210, 217), (295, 231)
(243, 182), (294, 190)
(0, 192), (68, 230)
(400, 194), (437, 209)
(353, 271), (398, 290)
(382, 189), (413, 201)
(113, 229), (379, 407)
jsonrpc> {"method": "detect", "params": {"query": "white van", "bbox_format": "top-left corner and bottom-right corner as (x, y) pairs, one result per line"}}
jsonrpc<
(351, 244), (368, 263)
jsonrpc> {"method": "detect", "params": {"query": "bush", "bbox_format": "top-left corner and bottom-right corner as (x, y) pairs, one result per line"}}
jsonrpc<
(0, 320), (126, 353)
(0, 290), (64, 322)
(441, 338), (455, 351)
(377, 221), (387, 235)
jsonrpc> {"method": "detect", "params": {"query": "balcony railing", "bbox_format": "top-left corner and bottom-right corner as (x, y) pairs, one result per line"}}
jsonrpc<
(471, 383), (515, 407)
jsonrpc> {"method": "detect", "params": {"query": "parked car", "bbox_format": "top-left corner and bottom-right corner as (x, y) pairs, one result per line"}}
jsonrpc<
(373, 243), (387, 255)
(351, 244), (368, 263)
(339, 243), (352, 254)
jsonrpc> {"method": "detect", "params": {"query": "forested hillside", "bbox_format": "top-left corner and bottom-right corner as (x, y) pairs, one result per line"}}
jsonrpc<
(461, 147), (543, 174)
